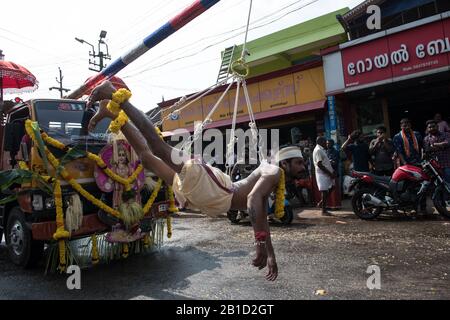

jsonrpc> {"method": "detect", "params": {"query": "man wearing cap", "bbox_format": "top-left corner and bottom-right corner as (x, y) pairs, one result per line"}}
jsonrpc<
(86, 81), (307, 282)
(313, 136), (336, 216)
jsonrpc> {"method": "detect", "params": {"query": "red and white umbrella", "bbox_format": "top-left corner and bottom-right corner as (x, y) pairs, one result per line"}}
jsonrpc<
(0, 60), (39, 102)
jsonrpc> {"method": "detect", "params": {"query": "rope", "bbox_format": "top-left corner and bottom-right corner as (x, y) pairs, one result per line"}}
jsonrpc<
(241, 0), (253, 60)
(226, 78), (241, 174)
(181, 79), (236, 152)
(155, 74), (233, 126)
(241, 79), (263, 163)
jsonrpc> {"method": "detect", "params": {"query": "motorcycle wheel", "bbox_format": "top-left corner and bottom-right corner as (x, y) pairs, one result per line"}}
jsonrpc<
(352, 188), (383, 220)
(280, 206), (294, 225)
(227, 210), (242, 224)
(433, 187), (450, 219)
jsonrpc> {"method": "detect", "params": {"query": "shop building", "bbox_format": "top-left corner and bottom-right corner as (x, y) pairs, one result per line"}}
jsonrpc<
(322, 0), (450, 141)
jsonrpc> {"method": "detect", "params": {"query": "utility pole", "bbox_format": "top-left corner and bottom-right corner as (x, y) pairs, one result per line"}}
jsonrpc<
(75, 30), (111, 72)
(49, 67), (70, 98)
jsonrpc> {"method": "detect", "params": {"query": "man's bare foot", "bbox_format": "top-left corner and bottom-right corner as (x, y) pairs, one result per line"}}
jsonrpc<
(86, 80), (117, 108)
(88, 100), (116, 132)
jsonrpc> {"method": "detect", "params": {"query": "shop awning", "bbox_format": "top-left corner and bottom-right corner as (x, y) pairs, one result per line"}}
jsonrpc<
(230, 9), (348, 66)
(161, 99), (326, 136)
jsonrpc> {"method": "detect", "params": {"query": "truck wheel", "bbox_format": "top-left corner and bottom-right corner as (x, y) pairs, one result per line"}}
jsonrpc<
(6, 207), (44, 268)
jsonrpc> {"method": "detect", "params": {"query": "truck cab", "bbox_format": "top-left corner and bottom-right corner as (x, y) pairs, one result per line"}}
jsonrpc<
(0, 98), (168, 268)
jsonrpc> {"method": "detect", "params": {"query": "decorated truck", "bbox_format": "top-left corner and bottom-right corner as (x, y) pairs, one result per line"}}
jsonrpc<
(0, 98), (175, 272)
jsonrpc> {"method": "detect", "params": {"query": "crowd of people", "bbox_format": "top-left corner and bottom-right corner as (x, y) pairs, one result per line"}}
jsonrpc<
(312, 113), (450, 215)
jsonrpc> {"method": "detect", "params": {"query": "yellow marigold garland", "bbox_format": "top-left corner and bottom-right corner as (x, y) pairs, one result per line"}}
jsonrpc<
(166, 217), (172, 239)
(18, 161), (29, 170)
(143, 178), (163, 215)
(26, 120), (122, 219)
(167, 186), (178, 213)
(109, 111), (129, 134)
(274, 169), (286, 219)
(39, 125), (143, 192)
(91, 234), (99, 265)
(107, 88), (132, 116)
(53, 180), (70, 272)
(45, 147), (122, 218)
(122, 243), (129, 259)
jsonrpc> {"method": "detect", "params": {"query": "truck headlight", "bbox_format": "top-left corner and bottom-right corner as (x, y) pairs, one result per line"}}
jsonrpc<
(32, 195), (44, 211)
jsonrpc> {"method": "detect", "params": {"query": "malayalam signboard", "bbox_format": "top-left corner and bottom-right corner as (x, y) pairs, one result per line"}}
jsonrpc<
(341, 17), (450, 89)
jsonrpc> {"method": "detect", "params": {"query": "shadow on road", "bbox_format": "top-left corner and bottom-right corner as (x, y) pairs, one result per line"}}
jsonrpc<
(0, 244), (221, 300)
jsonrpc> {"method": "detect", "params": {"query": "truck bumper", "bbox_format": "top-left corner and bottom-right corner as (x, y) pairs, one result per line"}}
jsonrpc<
(31, 214), (108, 241)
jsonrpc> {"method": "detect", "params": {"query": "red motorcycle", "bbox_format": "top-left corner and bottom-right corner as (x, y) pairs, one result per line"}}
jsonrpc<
(350, 156), (450, 220)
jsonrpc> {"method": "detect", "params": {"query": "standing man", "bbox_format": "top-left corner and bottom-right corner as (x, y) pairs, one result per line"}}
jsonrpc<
(434, 113), (449, 133)
(313, 136), (335, 216)
(369, 126), (395, 176)
(341, 130), (371, 172)
(393, 118), (426, 214)
(393, 118), (423, 165)
(424, 120), (450, 183)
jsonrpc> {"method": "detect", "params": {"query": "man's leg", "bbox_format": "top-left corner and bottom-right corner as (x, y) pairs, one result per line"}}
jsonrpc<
(321, 191), (331, 216)
(120, 100), (185, 173)
(89, 101), (176, 185)
(121, 122), (176, 185)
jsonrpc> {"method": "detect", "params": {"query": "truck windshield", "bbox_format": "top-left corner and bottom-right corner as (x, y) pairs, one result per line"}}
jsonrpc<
(34, 101), (110, 144)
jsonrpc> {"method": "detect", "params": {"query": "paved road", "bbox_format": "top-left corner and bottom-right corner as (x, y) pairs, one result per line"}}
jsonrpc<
(1, 203), (450, 300)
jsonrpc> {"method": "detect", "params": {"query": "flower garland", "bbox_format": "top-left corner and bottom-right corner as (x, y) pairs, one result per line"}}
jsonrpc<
(91, 234), (99, 265)
(143, 178), (163, 215)
(166, 217), (172, 239)
(53, 179), (70, 272)
(40, 130), (143, 192)
(107, 88), (132, 116)
(109, 111), (129, 134)
(122, 243), (129, 259)
(167, 186), (178, 213)
(25, 120), (122, 219)
(274, 169), (286, 219)
(18, 161), (29, 170)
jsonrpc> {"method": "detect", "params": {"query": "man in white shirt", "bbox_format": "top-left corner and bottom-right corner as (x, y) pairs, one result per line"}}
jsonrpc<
(313, 136), (335, 216)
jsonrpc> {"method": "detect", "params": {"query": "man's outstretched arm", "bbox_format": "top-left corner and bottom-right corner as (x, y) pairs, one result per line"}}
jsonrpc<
(246, 169), (280, 281)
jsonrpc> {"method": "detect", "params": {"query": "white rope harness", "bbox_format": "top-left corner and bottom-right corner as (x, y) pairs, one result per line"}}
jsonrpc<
(157, 0), (259, 171)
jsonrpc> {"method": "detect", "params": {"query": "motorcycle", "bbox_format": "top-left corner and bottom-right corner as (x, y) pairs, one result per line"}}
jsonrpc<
(350, 155), (450, 220)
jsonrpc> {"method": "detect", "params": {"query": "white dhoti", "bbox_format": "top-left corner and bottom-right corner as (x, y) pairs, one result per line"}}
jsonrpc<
(172, 159), (234, 217)
(315, 170), (334, 191)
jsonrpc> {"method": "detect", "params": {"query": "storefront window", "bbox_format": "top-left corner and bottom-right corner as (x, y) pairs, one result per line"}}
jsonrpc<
(356, 99), (384, 136)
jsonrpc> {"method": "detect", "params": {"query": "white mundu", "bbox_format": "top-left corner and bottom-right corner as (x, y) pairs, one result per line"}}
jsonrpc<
(313, 144), (334, 191)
